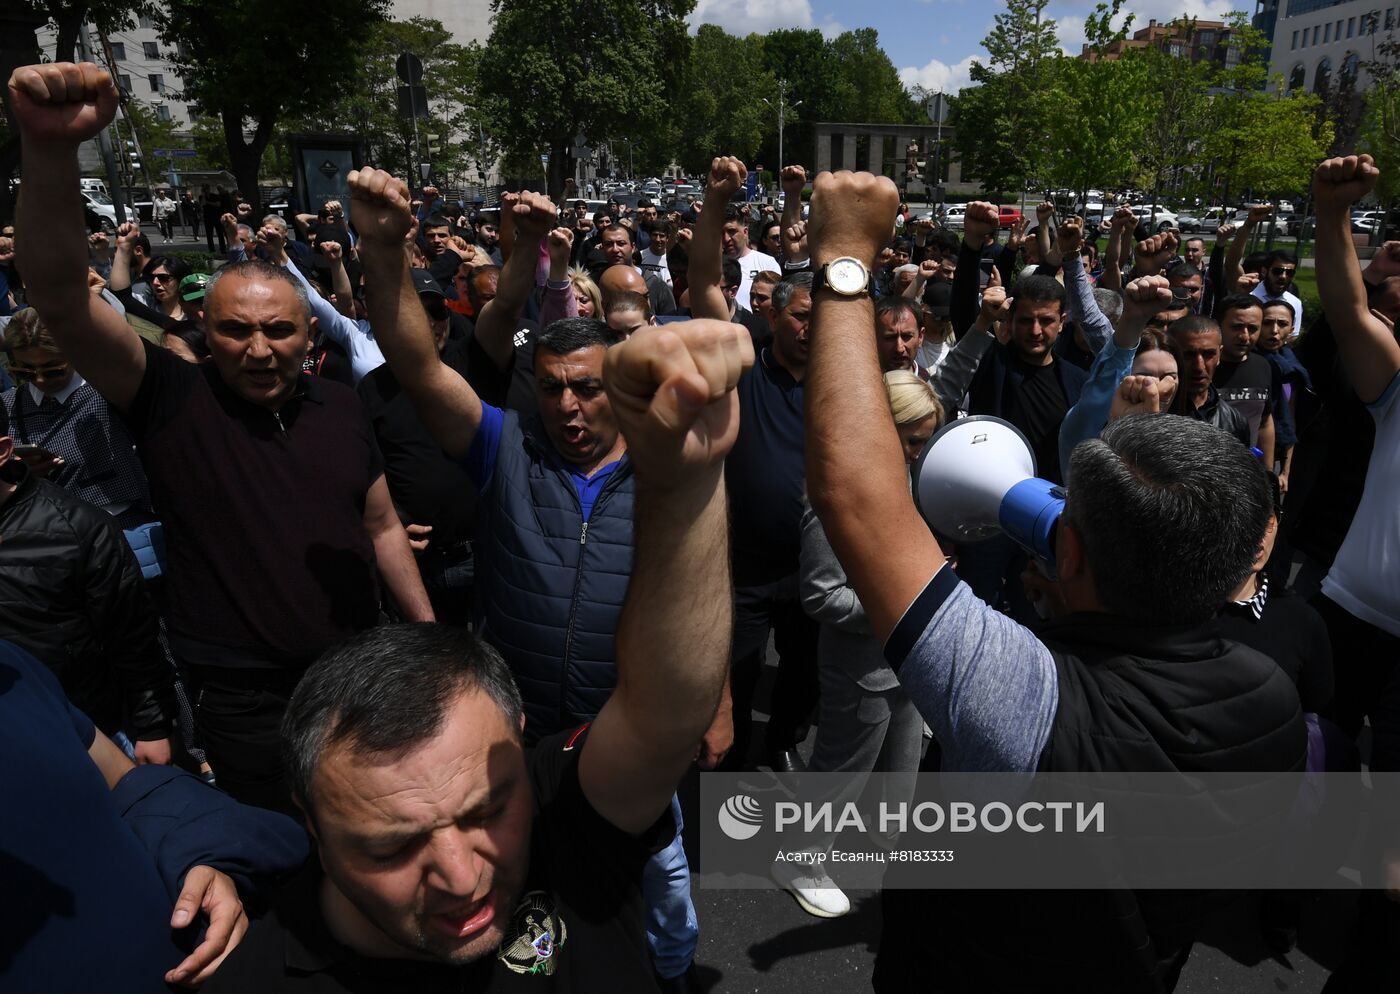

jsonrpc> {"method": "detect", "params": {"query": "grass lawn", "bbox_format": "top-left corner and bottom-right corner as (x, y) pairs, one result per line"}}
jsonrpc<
(1290, 267), (1322, 335)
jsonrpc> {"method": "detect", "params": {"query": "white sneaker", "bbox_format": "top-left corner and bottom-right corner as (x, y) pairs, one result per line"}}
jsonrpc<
(771, 858), (851, 918)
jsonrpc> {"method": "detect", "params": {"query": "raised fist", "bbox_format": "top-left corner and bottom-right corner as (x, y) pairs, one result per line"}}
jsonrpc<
(978, 284), (1010, 325)
(257, 223), (286, 257)
(7, 62), (118, 145)
(1313, 153), (1379, 210)
(1246, 202), (1274, 224)
(447, 235), (475, 261)
(115, 221), (141, 250)
(780, 165), (807, 200)
(674, 227), (692, 248)
(546, 226), (574, 265)
(220, 213), (240, 240)
(1057, 215), (1084, 256)
(962, 200), (999, 245)
(323, 199), (344, 218)
(87, 230), (110, 252)
(604, 320), (754, 489)
(919, 258), (939, 280)
(318, 239), (343, 262)
(0, 237), (13, 265)
(1110, 205), (1136, 231)
(347, 167), (415, 248)
(808, 171), (900, 267)
(421, 185), (440, 201)
(1109, 375), (1162, 420)
(706, 156), (748, 202)
(236, 202), (252, 219)
(784, 219), (807, 244)
(913, 217), (934, 234)
(1234, 272), (1262, 294)
(1134, 231), (1178, 273)
(1036, 201), (1055, 225)
(505, 190), (558, 241)
(1215, 222), (1236, 243)
(1122, 274), (1174, 326)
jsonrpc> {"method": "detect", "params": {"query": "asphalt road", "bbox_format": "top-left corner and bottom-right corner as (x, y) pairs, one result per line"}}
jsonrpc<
(677, 647), (1357, 993)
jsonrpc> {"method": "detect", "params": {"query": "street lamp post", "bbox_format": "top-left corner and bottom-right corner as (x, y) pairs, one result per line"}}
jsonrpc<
(762, 79), (801, 170)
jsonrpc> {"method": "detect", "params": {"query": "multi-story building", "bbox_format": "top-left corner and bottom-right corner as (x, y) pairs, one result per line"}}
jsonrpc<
(36, 16), (195, 129)
(1269, 0), (1395, 94)
(1079, 18), (1247, 71)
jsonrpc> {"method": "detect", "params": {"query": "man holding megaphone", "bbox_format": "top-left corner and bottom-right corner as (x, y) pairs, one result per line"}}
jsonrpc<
(802, 170), (1306, 992)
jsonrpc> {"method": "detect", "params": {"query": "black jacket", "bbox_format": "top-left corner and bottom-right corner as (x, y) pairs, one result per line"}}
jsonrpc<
(0, 460), (174, 739)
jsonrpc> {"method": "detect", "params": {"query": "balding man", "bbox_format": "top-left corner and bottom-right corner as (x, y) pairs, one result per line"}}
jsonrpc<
(597, 229), (677, 317)
(11, 61), (433, 814)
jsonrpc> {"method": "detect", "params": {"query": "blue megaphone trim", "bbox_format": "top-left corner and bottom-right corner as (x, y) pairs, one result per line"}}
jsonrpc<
(999, 477), (1066, 568)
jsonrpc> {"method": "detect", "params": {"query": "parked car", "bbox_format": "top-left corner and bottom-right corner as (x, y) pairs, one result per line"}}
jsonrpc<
(942, 204), (967, 229)
(1177, 207), (1230, 233)
(1131, 205), (1179, 231)
(1230, 210), (1280, 235)
(82, 190), (118, 233)
(997, 205), (1023, 228)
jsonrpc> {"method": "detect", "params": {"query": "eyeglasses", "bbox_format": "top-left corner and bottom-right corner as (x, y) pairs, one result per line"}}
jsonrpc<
(151, 273), (177, 283)
(7, 361), (70, 381)
(1270, 267), (1296, 278)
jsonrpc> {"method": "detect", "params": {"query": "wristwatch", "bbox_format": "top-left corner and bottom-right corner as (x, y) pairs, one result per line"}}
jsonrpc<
(812, 257), (872, 298)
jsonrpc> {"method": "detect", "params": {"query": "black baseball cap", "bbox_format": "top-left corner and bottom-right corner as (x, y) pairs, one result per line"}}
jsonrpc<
(411, 268), (446, 298)
(923, 280), (953, 318)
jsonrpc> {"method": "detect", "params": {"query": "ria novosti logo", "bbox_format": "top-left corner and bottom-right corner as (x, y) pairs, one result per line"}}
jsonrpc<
(718, 794), (764, 840)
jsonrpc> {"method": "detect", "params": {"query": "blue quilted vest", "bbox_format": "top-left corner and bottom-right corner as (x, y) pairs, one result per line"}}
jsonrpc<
(475, 412), (635, 742)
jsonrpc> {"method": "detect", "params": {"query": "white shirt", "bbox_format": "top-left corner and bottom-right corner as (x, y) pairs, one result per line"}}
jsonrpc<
(735, 250), (780, 308)
(1251, 283), (1303, 339)
(28, 370), (87, 407)
(1322, 371), (1400, 636)
(639, 248), (671, 286)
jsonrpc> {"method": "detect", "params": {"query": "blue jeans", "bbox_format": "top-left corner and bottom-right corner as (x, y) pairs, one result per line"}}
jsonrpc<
(643, 795), (698, 978)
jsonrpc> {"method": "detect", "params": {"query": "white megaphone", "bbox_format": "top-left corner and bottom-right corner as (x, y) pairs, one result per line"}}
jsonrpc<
(913, 415), (1066, 574)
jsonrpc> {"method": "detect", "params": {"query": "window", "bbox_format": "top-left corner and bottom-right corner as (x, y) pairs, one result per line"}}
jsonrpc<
(117, 73), (131, 94)
(1169, 41), (1185, 56)
(1342, 51), (1361, 84)
(1314, 56), (1332, 94)
(1289, 63), (1307, 89)
(155, 104), (171, 122)
(1348, 16), (1355, 37)
(1292, 29), (1299, 48)
(1388, 8), (1396, 29)
(138, 14), (154, 28)
(1323, 22), (1331, 42)
(148, 73), (163, 93)
(110, 42), (125, 60)
(1200, 29), (1216, 45)
(142, 41), (158, 59)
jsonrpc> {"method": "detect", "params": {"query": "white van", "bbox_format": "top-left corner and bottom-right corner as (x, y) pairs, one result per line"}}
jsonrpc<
(80, 177), (109, 198)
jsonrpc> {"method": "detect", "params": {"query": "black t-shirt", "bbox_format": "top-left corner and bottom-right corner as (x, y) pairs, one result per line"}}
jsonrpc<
(358, 339), (510, 547)
(726, 349), (806, 585)
(204, 726), (672, 993)
(1213, 356), (1273, 446)
(124, 340), (384, 667)
(1007, 358), (1069, 484)
(1216, 585), (1334, 713)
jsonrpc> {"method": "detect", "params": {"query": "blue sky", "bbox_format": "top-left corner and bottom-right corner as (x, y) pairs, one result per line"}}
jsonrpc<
(688, 0), (1244, 94)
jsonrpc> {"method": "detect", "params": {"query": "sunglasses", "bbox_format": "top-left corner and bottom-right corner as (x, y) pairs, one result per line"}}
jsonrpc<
(7, 361), (70, 381)
(1270, 267), (1295, 277)
(151, 273), (177, 283)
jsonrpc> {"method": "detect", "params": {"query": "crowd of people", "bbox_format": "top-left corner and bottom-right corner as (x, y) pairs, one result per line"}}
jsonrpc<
(2, 60), (1397, 993)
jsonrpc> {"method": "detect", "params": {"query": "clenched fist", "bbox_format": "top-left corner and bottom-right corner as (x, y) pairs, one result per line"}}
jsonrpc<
(976, 284), (1010, 329)
(962, 201), (999, 246)
(706, 156), (748, 202)
(780, 165), (807, 200)
(1245, 202), (1274, 224)
(1036, 201), (1055, 225)
(1134, 231), (1178, 274)
(503, 190), (558, 242)
(604, 320), (754, 489)
(808, 171), (900, 267)
(347, 168), (415, 248)
(1313, 153), (1379, 211)
(7, 62), (118, 145)
(546, 226), (574, 268)
(1121, 274), (1175, 328)
(318, 239), (343, 263)
(1057, 215), (1084, 257)
(1109, 375), (1162, 420)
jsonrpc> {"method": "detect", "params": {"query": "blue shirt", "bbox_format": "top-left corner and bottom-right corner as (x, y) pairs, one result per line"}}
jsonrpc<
(462, 402), (619, 519)
(0, 640), (189, 992)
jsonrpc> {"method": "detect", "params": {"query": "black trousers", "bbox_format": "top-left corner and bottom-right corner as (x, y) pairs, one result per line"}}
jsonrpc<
(204, 216), (226, 254)
(185, 665), (302, 818)
(723, 572), (819, 770)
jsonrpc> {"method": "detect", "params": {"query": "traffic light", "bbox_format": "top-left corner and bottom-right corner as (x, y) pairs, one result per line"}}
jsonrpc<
(923, 143), (940, 188)
(427, 133), (443, 156)
(127, 140), (141, 172)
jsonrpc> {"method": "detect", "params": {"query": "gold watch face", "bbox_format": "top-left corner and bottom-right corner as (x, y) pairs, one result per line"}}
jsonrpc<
(827, 258), (867, 295)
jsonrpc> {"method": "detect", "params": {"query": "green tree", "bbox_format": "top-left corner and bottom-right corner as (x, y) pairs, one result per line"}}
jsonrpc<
(1045, 1), (1148, 199)
(158, 0), (389, 215)
(949, 0), (1062, 195)
(664, 25), (774, 176)
(1136, 36), (1215, 206)
(478, 0), (692, 197)
(1360, 37), (1400, 212)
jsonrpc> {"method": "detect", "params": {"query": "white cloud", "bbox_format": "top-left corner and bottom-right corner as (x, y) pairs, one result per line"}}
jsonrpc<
(688, 0), (814, 35)
(1114, 0), (1235, 31)
(818, 16), (847, 39)
(898, 54), (979, 96)
(1058, 15), (1087, 55)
